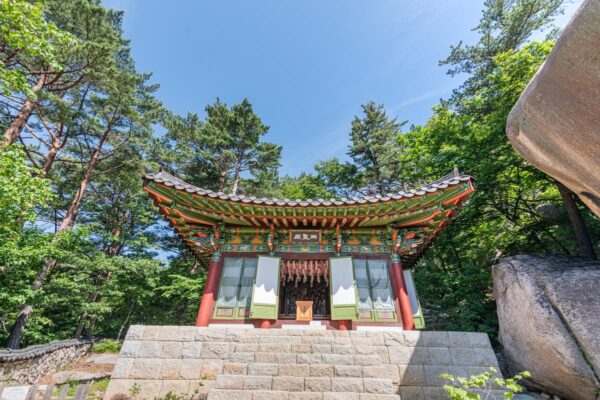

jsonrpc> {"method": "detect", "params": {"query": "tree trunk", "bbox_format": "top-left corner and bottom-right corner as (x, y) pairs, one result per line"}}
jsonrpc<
(41, 126), (67, 175)
(41, 145), (61, 175)
(231, 174), (240, 195)
(117, 303), (134, 341)
(58, 126), (111, 231)
(2, 76), (46, 147)
(556, 181), (597, 259)
(218, 170), (228, 192)
(6, 306), (32, 349)
(177, 298), (190, 320)
(231, 160), (243, 195)
(374, 166), (384, 195)
(6, 258), (55, 349)
(59, 175), (89, 231)
(74, 310), (88, 339)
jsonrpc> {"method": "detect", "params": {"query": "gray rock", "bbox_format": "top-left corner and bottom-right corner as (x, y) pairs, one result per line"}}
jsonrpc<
(506, 0), (600, 218)
(493, 254), (600, 400)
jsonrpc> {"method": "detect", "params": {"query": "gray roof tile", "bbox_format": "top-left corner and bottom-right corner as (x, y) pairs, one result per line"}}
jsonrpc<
(144, 170), (473, 207)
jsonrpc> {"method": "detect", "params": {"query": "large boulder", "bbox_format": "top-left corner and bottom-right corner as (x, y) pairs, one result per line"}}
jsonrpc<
(506, 0), (600, 218)
(493, 254), (600, 400)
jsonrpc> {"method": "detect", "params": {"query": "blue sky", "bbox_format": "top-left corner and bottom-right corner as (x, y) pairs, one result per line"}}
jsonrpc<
(102, 0), (582, 177)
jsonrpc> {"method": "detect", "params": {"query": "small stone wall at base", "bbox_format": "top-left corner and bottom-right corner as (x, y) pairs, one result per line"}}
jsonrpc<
(105, 326), (500, 400)
(0, 339), (92, 384)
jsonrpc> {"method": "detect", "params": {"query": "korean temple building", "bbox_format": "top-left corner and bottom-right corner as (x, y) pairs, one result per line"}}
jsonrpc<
(143, 169), (474, 331)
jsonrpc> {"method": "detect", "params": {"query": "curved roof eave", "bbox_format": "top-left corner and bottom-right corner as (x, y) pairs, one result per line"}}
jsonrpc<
(143, 169), (473, 208)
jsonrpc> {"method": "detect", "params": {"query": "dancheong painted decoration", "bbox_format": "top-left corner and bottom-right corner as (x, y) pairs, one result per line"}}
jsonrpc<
(143, 169), (474, 331)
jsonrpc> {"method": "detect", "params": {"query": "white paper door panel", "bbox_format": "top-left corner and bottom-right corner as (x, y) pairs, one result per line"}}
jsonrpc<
(403, 270), (419, 315)
(253, 256), (280, 305)
(330, 257), (356, 305)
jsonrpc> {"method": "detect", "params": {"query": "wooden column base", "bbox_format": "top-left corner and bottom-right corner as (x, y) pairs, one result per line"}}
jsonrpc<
(259, 319), (272, 329)
(337, 320), (350, 330)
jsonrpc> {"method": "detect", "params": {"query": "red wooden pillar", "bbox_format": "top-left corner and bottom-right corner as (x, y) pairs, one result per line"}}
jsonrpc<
(390, 254), (415, 330)
(195, 252), (222, 327)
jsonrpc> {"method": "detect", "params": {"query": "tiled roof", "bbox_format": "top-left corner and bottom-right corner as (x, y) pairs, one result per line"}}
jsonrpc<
(143, 169), (473, 207)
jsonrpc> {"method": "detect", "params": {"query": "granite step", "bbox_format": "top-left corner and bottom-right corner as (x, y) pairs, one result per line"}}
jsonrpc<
(207, 389), (401, 400)
(193, 329), (406, 344)
(215, 374), (396, 394)
(200, 338), (399, 347)
(224, 352), (385, 366)
(221, 363), (401, 383)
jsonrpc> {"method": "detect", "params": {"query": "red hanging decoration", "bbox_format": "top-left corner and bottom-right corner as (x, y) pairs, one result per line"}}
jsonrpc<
(280, 259), (329, 287)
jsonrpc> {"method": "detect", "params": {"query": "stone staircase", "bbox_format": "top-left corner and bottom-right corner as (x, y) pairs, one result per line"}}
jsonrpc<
(105, 326), (501, 400)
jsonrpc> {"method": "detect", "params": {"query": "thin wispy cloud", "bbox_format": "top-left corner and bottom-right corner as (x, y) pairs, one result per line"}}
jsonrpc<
(389, 88), (451, 116)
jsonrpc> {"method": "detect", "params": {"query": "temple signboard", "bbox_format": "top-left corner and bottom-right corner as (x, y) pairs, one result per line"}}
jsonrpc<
(289, 230), (321, 245)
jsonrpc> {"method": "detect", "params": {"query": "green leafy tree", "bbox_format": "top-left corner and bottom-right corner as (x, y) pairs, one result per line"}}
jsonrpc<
(0, 145), (52, 235)
(277, 173), (333, 201)
(314, 157), (360, 199)
(165, 98), (282, 194)
(3, 0), (163, 348)
(348, 101), (407, 194)
(0, 145), (55, 339)
(441, 0), (565, 104)
(406, 42), (599, 337)
(1, 0), (124, 147)
(388, 0), (600, 337)
(0, 0), (76, 99)
(316, 102), (407, 197)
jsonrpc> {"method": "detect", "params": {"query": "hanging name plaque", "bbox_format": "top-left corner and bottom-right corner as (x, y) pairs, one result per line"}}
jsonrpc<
(289, 230), (321, 245)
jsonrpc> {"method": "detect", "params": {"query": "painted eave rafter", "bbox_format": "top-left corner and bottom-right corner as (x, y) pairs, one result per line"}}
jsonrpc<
(144, 170), (473, 227)
(143, 169), (475, 267)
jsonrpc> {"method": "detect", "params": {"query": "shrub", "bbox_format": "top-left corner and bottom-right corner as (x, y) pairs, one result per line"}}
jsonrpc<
(441, 367), (531, 399)
(92, 339), (122, 353)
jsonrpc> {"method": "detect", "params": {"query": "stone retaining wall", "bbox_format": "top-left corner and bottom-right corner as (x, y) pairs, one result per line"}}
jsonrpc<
(105, 326), (501, 400)
(0, 339), (92, 384)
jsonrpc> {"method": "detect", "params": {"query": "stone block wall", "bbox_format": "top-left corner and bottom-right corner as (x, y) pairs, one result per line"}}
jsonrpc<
(105, 326), (501, 400)
(0, 339), (92, 384)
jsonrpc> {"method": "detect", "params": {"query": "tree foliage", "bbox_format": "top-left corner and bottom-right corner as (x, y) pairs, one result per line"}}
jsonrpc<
(165, 98), (281, 194)
(316, 102), (408, 197)
(0, 0), (76, 97)
(1, 0), (598, 349)
(441, 0), (564, 103)
(406, 42), (599, 337)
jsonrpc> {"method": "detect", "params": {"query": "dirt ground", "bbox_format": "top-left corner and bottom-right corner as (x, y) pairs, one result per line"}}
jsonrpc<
(38, 353), (118, 384)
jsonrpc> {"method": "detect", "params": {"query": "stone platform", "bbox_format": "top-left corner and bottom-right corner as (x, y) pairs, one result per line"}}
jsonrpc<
(104, 326), (501, 400)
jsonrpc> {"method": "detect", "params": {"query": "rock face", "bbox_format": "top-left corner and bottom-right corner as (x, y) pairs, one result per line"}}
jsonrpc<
(493, 254), (600, 400)
(506, 0), (600, 218)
